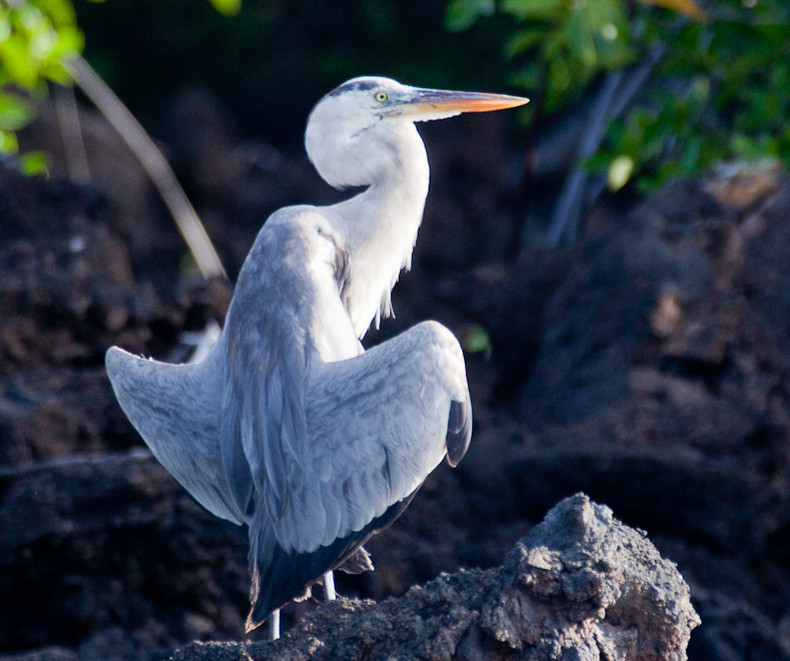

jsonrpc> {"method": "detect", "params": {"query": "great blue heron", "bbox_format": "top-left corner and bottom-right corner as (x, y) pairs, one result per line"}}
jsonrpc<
(106, 76), (525, 636)
(106, 213), (472, 632)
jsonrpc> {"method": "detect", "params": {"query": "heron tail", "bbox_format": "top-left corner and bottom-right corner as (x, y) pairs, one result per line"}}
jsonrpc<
(245, 491), (416, 632)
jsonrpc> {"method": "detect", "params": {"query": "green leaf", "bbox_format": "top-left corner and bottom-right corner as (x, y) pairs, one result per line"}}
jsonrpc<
(0, 128), (18, 153)
(0, 93), (33, 130)
(445, 0), (494, 31)
(19, 149), (49, 174)
(0, 0), (86, 177)
(505, 28), (547, 58)
(51, 24), (83, 56)
(607, 155), (634, 191)
(502, 0), (563, 21)
(29, 24), (57, 59)
(544, 56), (569, 111)
(565, 6), (597, 68)
(31, 0), (76, 28)
(0, 35), (40, 88)
(208, 0), (241, 17)
(462, 324), (493, 359)
(0, 14), (11, 44)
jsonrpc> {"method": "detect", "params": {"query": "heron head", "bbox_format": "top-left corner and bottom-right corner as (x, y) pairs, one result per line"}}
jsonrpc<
(305, 76), (527, 188)
(309, 75), (527, 129)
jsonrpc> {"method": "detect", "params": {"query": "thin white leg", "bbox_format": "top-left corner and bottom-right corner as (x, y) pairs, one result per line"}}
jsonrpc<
(269, 608), (280, 640)
(324, 570), (336, 601)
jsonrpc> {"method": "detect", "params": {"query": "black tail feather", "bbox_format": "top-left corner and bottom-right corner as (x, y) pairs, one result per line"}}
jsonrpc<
(245, 490), (418, 632)
(445, 395), (472, 467)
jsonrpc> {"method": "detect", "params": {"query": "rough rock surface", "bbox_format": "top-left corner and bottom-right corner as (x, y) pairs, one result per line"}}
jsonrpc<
(0, 450), (248, 659)
(168, 494), (698, 661)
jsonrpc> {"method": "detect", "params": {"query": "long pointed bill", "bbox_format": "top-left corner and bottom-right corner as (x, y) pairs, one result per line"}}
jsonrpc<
(399, 87), (528, 122)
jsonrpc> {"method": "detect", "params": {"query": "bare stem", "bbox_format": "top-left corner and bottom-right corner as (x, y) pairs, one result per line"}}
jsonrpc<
(54, 84), (91, 184)
(66, 55), (227, 280)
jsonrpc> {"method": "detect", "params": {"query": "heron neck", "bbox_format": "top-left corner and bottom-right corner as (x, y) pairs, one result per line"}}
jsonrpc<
(342, 171), (429, 249)
(330, 127), (429, 337)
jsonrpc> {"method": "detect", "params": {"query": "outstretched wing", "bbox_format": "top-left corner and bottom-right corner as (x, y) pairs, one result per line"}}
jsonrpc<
(247, 320), (472, 625)
(302, 319), (472, 548)
(105, 345), (243, 525)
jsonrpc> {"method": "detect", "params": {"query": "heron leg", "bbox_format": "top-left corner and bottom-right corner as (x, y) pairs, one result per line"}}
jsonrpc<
(269, 609), (280, 641)
(324, 570), (336, 601)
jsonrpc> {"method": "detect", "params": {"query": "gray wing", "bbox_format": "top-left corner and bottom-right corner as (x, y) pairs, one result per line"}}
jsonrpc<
(218, 305), (313, 529)
(272, 319), (473, 554)
(105, 344), (244, 525)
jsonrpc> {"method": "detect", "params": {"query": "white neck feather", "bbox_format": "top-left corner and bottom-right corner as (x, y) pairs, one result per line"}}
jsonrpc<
(314, 121), (430, 338)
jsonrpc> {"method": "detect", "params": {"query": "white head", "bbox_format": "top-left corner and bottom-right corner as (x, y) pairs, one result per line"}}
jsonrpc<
(304, 76), (528, 189)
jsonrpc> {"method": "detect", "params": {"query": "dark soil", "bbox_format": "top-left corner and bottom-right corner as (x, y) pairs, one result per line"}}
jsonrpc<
(1, 93), (790, 660)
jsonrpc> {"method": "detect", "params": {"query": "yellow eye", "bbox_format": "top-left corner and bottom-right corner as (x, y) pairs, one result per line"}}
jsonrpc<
(375, 91), (388, 103)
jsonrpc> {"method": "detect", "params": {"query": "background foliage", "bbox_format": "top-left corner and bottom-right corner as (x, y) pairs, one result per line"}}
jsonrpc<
(0, 0), (83, 172)
(2, 0), (788, 191)
(447, 0), (790, 190)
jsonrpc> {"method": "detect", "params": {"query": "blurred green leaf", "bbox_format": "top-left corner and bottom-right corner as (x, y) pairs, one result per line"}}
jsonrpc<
(208, 0), (241, 17)
(0, 35), (40, 88)
(0, 128), (18, 153)
(462, 324), (493, 359)
(34, 0), (77, 26)
(0, 93), (33, 130)
(445, 0), (494, 31)
(0, 0), (84, 173)
(19, 149), (49, 174)
(505, 28), (545, 59)
(452, 0), (790, 192)
(502, 0), (563, 22)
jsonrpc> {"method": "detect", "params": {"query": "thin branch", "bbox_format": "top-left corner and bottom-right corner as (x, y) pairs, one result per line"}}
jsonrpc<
(545, 71), (622, 248)
(0, 447), (153, 479)
(543, 45), (666, 248)
(66, 55), (227, 280)
(54, 83), (91, 184)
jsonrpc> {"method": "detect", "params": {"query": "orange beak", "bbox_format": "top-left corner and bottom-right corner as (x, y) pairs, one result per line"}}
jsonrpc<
(398, 87), (528, 120)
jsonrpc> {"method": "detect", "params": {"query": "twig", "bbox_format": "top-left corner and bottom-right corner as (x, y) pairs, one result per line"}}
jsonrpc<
(0, 447), (153, 479)
(54, 84), (91, 184)
(543, 45), (666, 248)
(545, 71), (623, 248)
(66, 55), (227, 280)
(610, 45), (666, 119)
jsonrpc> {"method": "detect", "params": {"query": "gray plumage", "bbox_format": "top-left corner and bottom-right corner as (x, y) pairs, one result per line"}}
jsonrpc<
(106, 212), (472, 630)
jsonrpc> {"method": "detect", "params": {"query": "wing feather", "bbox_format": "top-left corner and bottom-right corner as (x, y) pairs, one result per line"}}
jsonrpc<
(277, 320), (473, 554)
(105, 345), (243, 525)
(220, 314), (311, 530)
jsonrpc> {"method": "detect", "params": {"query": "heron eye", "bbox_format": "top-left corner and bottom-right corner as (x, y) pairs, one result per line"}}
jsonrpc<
(375, 91), (388, 103)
